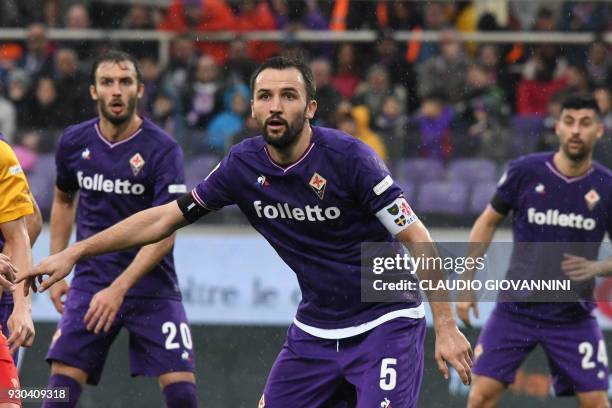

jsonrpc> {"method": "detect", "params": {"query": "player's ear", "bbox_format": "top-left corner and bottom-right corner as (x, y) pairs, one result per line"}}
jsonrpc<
(305, 99), (317, 120)
(137, 83), (144, 99)
(251, 99), (255, 119)
(89, 84), (98, 101)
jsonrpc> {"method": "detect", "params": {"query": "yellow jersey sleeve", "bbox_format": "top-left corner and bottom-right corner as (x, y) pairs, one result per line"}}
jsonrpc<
(0, 141), (33, 223)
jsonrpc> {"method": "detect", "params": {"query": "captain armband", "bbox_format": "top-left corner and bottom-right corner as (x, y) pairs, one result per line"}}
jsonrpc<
(177, 193), (210, 224)
(375, 196), (419, 235)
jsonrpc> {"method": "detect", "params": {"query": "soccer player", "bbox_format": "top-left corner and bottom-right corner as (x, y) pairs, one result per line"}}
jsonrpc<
(20, 57), (472, 407)
(457, 94), (612, 408)
(0, 193), (42, 365)
(36, 51), (197, 408)
(0, 139), (37, 407)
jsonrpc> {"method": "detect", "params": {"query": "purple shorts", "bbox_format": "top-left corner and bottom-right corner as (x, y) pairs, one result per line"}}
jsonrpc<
(473, 308), (609, 396)
(0, 301), (19, 365)
(261, 317), (426, 408)
(46, 289), (195, 385)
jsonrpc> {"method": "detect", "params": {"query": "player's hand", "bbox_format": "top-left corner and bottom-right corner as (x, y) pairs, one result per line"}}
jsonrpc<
(0, 254), (17, 291)
(456, 290), (479, 328)
(84, 284), (126, 334)
(49, 279), (70, 314)
(562, 254), (601, 282)
(434, 323), (473, 385)
(7, 306), (35, 354)
(16, 248), (78, 295)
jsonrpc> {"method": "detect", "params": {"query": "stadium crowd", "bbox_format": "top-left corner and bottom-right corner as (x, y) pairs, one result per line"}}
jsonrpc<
(0, 0), (611, 221)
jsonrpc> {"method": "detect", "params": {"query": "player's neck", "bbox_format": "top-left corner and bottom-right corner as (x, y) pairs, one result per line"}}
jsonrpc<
(553, 151), (592, 178)
(98, 115), (143, 144)
(267, 124), (312, 166)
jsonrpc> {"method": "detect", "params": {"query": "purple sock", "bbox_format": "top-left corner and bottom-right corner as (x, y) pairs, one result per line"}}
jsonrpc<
(163, 381), (198, 408)
(42, 374), (82, 408)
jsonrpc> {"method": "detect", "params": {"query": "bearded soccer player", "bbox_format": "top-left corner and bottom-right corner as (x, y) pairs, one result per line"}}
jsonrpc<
(457, 94), (612, 408)
(36, 51), (197, 408)
(0, 139), (37, 408)
(20, 57), (472, 407)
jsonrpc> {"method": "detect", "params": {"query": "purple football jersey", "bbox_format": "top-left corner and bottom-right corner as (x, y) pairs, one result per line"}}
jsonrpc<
(55, 118), (186, 299)
(193, 126), (421, 330)
(494, 152), (612, 321)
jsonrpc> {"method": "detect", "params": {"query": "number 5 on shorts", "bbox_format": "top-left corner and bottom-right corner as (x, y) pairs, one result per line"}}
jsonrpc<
(379, 358), (397, 391)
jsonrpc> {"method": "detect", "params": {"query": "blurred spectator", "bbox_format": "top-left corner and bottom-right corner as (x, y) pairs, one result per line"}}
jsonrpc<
(224, 37), (257, 84)
(159, 0), (236, 64)
(121, 5), (158, 59)
(585, 41), (612, 88)
(62, 4), (95, 61)
(90, 1), (129, 28)
(409, 92), (454, 162)
(331, 43), (361, 100)
(517, 46), (568, 116)
(206, 83), (249, 153)
(594, 87), (612, 131)
(532, 6), (556, 31)
(183, 54), (224, 130)
(476, 44), (518, 110)
(353, 64), (407, 122)
(373, 94), (409, 163)
(454, 63), (510, 162)
(17, 23), (54, 79)
(44, 0), (61, 28)
(562, 64), (591, 94)
(139, 56), (164, 118)
(0, 0), (26, 27)
(235, 0), (279, 62)
(163, 35), (198, 94)
(386, 1), (421, 30)
(0, 89), (16, 143)
(417, 30), (470, 106)
(151, 91), (181, 138)
(559, 2), (608, 32)
(12, 130), (40, 170)
(53, 48), (92, 122)
(348, 105), (388, 162)
(329, 0), (378, 31)
(26, 77), (65, 150)
(414, 1), (453, 62)
(375, 30), (418, 112)
(233, 115), (260, 144)
(6, 69), (32, 130)
(593, 87), (612, 168)
(309, 58), (341, 126)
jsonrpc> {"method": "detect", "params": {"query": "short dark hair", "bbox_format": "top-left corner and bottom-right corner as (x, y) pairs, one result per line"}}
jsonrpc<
(249, 56), (316, 101)
(90, 50), (142, 85)
(561, 93), (601, 118)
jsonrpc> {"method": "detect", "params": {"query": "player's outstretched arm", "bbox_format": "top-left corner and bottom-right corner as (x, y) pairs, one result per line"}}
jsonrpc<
(456, 205), (505, 328)
(395, 221), (473, 386)
(47, 187), (78, 313)
(1, 217), (35, 353)
(18, 200), (189, 294)
(84, 232), (177, 334)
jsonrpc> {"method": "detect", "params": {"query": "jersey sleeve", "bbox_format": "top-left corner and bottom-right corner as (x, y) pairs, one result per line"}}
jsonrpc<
(152, 144), (187, 206)
(347, 140), (418, 234)
(191, 151), (236, 211)
(55, 133), (79, 193)
(491, 159), (523, 215)
(0, 142), (33, 223)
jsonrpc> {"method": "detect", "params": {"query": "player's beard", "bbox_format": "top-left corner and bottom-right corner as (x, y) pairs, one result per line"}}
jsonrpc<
(262, 109), (306, 149)
(561, 139), (590, 162)
(99, 95), (138, 126)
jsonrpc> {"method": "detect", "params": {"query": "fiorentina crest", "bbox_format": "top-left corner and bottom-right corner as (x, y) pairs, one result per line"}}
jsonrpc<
(309, 172), (327, 200)
(129, 152), (145, 176)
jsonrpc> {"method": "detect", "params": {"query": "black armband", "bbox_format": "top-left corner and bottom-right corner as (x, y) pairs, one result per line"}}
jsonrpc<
(177, 193), (210, 224)
(490, 192), (512, 215)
